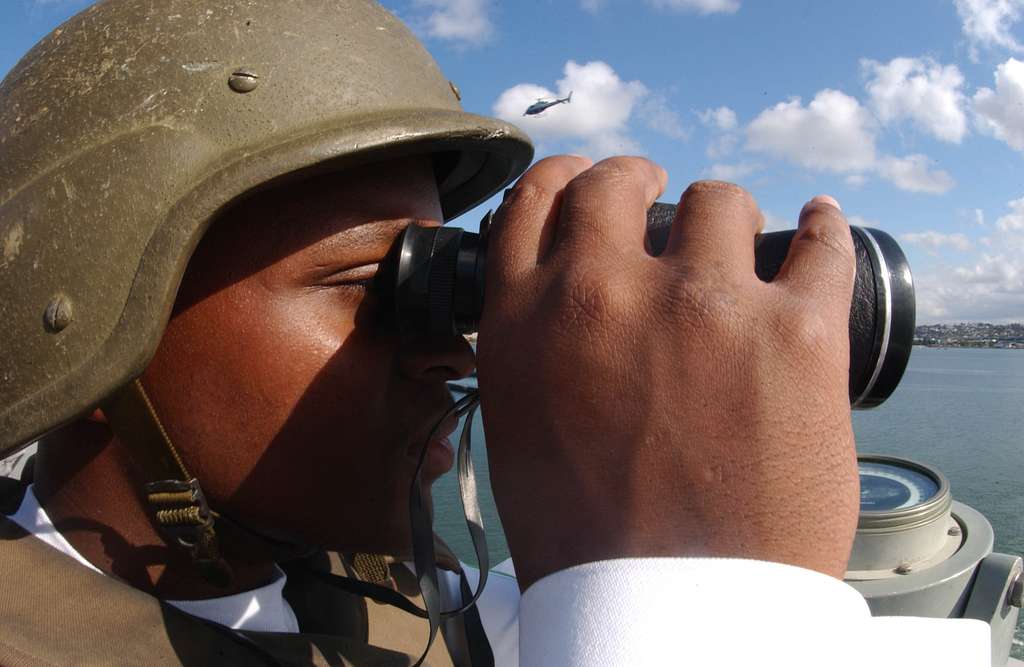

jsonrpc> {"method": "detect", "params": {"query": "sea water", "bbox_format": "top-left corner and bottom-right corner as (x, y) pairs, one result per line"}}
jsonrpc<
(433, 346), (1024, 658)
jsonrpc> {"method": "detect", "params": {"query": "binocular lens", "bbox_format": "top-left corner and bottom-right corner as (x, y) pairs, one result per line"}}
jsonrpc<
(376, 203), (916, 408)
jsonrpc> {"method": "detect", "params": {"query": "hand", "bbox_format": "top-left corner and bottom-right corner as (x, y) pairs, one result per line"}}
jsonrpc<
(477, 155), (859, 591)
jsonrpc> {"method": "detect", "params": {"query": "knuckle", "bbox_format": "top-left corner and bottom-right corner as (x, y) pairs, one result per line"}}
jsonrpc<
(595, 155), (652, 173)
(568, 157), (651, 195)
(684, 180), (757, 210)
(568, 164), (625, 193)
(774, 304), (846, 363)
(505, 179), (557, 208)
(528, 154), (593, 180)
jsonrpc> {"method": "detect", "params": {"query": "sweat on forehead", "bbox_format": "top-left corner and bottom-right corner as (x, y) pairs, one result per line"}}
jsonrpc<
(171, 155), (441, 316)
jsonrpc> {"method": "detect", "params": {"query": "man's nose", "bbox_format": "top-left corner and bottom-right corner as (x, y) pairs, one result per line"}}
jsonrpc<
(397, 334), (476, 383)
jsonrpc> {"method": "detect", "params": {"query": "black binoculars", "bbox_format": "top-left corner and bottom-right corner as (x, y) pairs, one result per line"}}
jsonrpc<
(375, 203), (916, 408)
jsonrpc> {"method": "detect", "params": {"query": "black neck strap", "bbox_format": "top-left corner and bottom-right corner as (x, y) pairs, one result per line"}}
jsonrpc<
(407, 390), (492, 666)
(305, 390), (493, 666)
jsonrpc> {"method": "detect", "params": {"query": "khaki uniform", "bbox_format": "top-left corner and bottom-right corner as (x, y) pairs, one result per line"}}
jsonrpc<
(0, 470), (482, 667)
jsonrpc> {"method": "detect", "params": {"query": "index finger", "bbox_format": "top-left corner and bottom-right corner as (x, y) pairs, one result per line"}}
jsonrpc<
(487, 155), (593, 283)
(551, 157), (668, 262)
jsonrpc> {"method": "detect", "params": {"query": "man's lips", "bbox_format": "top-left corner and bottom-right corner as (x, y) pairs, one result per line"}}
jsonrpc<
(407, 409), (458, 479)
(407, 409), (460, 458)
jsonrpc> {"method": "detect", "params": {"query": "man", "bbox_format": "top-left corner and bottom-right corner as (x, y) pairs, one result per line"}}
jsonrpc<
(0, 1), (988, 665)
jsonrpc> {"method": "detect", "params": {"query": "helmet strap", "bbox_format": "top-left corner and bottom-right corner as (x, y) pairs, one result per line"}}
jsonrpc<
(102, 378), (233, 588)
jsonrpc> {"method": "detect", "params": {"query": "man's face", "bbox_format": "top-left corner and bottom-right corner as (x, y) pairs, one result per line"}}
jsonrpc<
(139, 156), (474, 554)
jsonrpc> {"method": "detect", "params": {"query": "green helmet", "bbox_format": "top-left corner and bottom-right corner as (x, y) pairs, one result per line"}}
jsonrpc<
(0, 0), (534, 456)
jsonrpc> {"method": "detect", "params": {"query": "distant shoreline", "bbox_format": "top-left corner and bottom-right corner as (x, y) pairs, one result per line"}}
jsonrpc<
(913, 343), (1023, 350)
(914, 323), (1023, 350)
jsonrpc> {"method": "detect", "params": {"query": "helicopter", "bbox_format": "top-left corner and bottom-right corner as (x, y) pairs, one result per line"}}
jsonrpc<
(523, 91), (573, 116)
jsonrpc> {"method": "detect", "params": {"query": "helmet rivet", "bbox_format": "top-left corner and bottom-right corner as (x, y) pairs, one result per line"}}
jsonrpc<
(44, 295), (73, 333)
(449, 80), (461, 102)
(228, 69), (260, 93)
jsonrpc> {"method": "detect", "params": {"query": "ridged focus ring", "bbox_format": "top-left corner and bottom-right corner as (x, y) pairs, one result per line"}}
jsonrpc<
(427, 227), (462, 335)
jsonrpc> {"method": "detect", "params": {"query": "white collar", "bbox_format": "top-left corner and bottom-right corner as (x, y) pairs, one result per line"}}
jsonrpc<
(9, 484), (299, 634)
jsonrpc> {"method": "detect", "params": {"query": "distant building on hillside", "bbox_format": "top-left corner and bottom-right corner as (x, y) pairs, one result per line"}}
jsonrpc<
(914, 322), (1024, 348)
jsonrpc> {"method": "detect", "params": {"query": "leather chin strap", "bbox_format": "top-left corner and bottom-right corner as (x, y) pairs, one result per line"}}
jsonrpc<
(102, 378), (233, 589)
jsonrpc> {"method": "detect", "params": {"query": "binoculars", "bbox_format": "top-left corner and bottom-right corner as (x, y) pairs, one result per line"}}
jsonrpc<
(376, 203), (916, 408)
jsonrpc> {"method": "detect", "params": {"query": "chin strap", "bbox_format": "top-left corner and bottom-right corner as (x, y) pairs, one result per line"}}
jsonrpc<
(102, 378), (233, 588)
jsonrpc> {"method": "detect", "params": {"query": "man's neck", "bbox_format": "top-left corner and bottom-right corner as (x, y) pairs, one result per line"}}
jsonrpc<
(32, 420), (278, 600)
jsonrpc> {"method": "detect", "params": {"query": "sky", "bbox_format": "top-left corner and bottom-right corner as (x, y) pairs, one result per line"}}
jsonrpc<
(2, 1), (1024, 323)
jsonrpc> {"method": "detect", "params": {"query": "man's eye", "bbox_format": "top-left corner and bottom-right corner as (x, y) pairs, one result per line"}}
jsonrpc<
(316, 263), (379, 289)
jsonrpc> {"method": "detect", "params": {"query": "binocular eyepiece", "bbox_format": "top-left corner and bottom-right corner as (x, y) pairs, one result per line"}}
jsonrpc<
(375, 203), (916, 408)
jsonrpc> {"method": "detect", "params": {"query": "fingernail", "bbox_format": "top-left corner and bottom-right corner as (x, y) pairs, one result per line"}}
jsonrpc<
(808, 194), (841, 211)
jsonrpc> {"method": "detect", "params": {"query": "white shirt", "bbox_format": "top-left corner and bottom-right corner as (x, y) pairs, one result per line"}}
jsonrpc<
(9, 484), (989, 666)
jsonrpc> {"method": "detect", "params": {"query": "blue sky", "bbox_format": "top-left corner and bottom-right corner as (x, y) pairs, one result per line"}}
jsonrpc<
(3, 0), (1024, 322)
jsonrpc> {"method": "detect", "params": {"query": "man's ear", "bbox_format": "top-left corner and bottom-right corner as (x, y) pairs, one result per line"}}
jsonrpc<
(86, 408), (108, 424)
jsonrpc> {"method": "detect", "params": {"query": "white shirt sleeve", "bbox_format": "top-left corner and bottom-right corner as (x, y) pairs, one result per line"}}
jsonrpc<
(517, 558), (990, 667)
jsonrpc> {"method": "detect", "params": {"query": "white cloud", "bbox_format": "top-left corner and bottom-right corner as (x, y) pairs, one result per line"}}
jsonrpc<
(638, 94), (690, 140)
(876, 155), (956, 194)
(900, 230), (973, 252)
(954, 0), (1024, 59)
(915, 272), (1024, 320)
(705, 134), (739, 160)
(973, 58), (1024, 150)
(953, 254), (1023, 283)
(699, 106), (739, 159)
(861, 57), (968, 143)
(913, 197), (1024, 321)
(647, 0), (740, 14)
(699, 106), (738, 130)
(580, 0), (607, 12)
(706, 162), (759, 181)
(494, 60), (684, 158)
(699, 106), (739, 158)
(747, 90), (877, 172)
(996, 196), (1024, 229)
(745, 89), (954, 194)
(411, 0), (493, 47)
